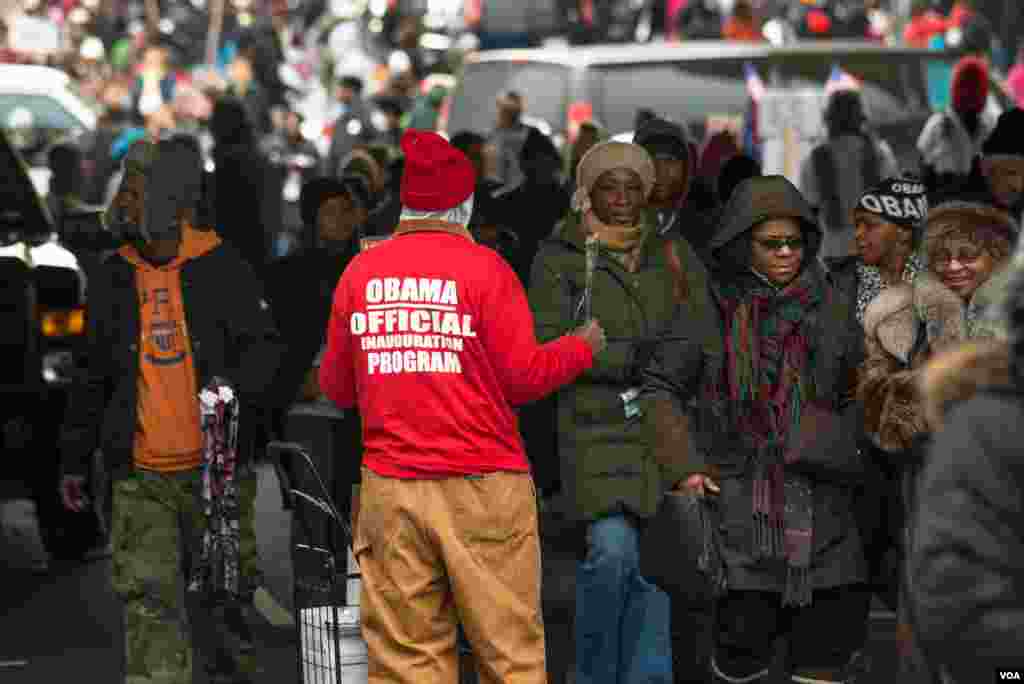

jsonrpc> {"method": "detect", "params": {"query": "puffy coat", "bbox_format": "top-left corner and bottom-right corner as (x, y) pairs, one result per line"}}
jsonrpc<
(642, 176), (866, 593)
(529, 211), (709, 521)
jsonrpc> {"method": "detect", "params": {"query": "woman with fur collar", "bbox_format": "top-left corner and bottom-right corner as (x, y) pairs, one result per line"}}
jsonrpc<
(907, 236), (1024, 683)
(858, 198), (1017, 680)
(858, 200), (1018, 455)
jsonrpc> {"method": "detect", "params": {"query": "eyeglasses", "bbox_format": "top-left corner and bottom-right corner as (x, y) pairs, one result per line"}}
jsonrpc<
(929, 246), (985, 269)
(755, 237), (805, 252)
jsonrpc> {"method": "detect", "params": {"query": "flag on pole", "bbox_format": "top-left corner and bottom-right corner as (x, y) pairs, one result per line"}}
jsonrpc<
(744, 62), (766, 102)
(824, 64), (861, 97)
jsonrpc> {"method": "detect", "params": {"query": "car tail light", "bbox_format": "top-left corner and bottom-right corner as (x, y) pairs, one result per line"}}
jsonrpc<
(567, 101), (594, 144)
(42, 308), (85, 337)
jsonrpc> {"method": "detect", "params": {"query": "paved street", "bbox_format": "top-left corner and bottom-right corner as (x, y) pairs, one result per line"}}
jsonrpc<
(0, 463), (901, 683)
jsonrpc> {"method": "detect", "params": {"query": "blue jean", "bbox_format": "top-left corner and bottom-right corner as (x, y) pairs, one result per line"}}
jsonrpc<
(575, 514), (673, 684)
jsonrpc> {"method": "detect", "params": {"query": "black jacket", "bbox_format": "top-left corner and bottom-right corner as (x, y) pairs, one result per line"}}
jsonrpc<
(495, 179), (569, 286)
(264, 244), (357, 427)
(58, 235), (282, 479)
(324, 100), (374, 180)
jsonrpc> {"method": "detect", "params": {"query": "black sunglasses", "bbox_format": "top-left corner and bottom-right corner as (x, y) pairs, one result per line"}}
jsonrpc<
(755, 237), (805, 252)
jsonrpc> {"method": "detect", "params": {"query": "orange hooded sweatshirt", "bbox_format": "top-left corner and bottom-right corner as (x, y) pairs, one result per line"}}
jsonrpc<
(119, 225), (222, 472)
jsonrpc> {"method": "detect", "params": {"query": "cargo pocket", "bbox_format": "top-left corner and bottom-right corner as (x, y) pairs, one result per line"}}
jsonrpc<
(353, 468), (393, 562)
(456, 473), (537, 544)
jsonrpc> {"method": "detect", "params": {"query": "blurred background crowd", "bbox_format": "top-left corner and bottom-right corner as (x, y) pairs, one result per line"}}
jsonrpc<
(0, 0), (1020, 271)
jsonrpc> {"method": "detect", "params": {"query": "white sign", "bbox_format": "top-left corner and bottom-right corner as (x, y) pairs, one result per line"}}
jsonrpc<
(757, 88), (827, 186)
(9, 15), (59, 54)
(756, 88), (826, 142)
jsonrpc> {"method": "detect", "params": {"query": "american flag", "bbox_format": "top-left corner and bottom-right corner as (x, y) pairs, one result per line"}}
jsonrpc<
(825, 64), (861, 97)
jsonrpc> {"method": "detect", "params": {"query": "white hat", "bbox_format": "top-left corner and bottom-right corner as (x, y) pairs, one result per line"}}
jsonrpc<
(387, 50), (412, 76)
(80, 36), (105, 61)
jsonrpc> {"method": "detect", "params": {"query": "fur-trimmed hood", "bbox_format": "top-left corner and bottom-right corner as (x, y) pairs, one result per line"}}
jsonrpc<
(920, 339), (1011, 430)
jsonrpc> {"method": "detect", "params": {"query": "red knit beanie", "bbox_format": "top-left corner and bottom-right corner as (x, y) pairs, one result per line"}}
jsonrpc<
(400, 130), (476, 211)
(950, 56), (990, 114)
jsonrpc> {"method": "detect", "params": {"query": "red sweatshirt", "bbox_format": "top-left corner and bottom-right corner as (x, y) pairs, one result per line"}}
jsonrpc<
(319, 226), (593, 479)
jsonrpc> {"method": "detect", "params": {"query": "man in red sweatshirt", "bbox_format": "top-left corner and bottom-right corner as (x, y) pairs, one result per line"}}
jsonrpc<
(319, 130), (604, 684)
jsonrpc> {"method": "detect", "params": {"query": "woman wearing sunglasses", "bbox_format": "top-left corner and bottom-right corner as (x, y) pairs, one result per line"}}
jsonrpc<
(857, 197), (1018, 680)
(643, 175), (868, 684)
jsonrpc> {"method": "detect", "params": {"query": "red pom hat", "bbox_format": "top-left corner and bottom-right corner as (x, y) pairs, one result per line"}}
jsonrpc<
(400, 130), (476, 211)
(950, 56), (990, 115)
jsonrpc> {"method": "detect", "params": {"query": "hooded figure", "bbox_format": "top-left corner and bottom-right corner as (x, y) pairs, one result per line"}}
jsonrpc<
(59, 135), (280, 684)
(643, 175), (868, 684)
(634, 117), (709, 247)
(917, 56), (997, 189)
(908, 231), (1024, 684)
(800, 89), (899, 260)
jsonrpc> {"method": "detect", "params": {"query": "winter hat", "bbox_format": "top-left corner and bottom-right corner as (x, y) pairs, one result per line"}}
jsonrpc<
(338, 75), (364, 93)
(717, 154), (761, 205)
(982, 108), (1024, 161)
(374, 94), (406, 118)
(341, 174), (373, 212)
(634, 117), (691, 162)
(950, 56), (990, 115)
(923, 200), (1019, 263)
(300, 177), (348, 228)
(400, 130), (476, 211)
(572, 141), (656, 214)
(854, 177), (929, 233)
(824, 89), (867, 134)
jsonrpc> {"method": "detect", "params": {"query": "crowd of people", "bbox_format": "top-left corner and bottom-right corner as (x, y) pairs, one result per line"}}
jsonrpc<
(3, 1), (1024, 684)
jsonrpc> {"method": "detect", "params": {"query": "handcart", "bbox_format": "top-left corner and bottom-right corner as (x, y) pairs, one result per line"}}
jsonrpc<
(268, 441), (367, 684)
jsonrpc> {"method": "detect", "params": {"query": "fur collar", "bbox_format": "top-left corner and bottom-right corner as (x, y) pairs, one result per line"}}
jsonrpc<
(862, 266), (1012, 364)
(920, 339), (1011, 430)
(862, 282), (919, 365)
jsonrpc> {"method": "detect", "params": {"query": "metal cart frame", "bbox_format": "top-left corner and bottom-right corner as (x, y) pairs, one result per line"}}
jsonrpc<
(268, 441), (364, 684)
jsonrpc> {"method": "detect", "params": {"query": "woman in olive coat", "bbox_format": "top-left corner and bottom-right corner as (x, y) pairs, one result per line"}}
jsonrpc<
(529, 141), (709, 684)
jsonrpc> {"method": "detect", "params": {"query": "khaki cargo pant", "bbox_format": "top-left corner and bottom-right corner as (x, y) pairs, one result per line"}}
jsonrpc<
(112, 467), (262, 684)
(355, 468), (547, 684)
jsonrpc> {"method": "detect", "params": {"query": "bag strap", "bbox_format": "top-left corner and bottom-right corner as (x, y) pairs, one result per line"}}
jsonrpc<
(663, 239), (690, 304)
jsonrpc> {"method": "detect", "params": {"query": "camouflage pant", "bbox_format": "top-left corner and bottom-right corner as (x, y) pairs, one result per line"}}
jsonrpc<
(237, 467), (263, 601)
(112, 469), (202, 684)
(112, 468), (263, 684)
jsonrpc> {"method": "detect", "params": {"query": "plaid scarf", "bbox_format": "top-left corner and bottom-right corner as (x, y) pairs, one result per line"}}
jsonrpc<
(189, 378), (241, 601)
(710, 269), (822, 606)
